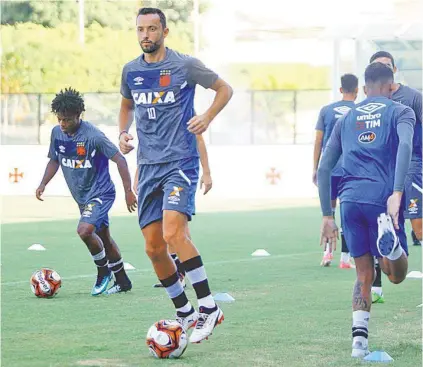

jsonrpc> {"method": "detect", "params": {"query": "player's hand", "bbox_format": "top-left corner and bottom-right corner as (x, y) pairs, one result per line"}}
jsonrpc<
(387, 191), (402, 230)
(119, 132), (134, 155)
(187, 114), (211, 135)
(125, 190), (137, 213)
(200, 173), (212, 195)
(320, 216), (338, 251)
(312, 169), (318, 186)
(35, 184), (45, 201)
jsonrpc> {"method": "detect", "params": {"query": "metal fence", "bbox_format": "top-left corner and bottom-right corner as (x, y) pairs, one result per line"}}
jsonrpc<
(1, 90), (334, 145)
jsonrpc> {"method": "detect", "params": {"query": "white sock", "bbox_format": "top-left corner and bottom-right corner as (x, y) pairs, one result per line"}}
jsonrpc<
(341, 252), (350, 263)
(352, 310), (370, 345)
(198, 295), (216, 309)
(324, 243), (332, 255)
(386, 244), (404, 261)
(371, 286), (383, 296)
(177, 302), (193, 314)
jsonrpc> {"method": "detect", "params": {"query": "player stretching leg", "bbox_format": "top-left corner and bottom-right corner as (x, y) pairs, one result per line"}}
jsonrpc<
(369, 51), (422, 303)
(313, 74), (358, 267)
(118, 8), (232, 343)
(36, 88), (137, 296)
(318, 62), (415, 358)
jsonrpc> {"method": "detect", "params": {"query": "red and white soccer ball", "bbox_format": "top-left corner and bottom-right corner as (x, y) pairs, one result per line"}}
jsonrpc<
(146, 320), (188, 359)
(30, 268), (62, 298)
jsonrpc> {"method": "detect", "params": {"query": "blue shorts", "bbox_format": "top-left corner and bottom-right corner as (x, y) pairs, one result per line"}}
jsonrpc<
(331, 175), (342, 201)
(78, 195), (115, 231)
(137, 157), (199, 229)
(340, 202), (408, 258)
(404, 172), (422, 219)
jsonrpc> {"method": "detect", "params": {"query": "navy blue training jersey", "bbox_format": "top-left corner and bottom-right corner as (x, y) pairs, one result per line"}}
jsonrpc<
(392, 84), (422, 169)
(316, 100), (355, 175)
(120, 48), (218, 165)
(335, 97), (415, 206)
(48, 121), (118, 204)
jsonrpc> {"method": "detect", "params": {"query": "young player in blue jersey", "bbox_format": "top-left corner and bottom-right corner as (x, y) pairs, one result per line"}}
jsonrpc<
(118, 8), (233, 343)
(317, 62), (415, 358)
(313, 74), (358, 268)
(36, 88), (137, 296)
(368, 51), (423, 304)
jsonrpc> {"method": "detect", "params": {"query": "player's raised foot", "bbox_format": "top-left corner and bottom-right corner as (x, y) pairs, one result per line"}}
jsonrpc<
(351, 338), (370, 358)
(320, 252), (333, 267)
(377, 213), (399, 257)
(411, 231), (421, 246)
(189, 306), (224, 344)
(153, 272), (186, 289)
(176, 307), (199, 331)
(372, 291), (385, 304)
(105, 280), (132, 295)
(91, 269), (113, 296)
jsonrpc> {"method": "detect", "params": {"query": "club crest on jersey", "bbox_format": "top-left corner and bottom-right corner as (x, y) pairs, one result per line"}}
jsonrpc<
(76, 142), (86, 156)
(132, 90), (175, 105)
(159, 69), (171, 87)
(356, 103), (386, 114)
(358, 131), (376, 144)
(61, 158), (92, 169)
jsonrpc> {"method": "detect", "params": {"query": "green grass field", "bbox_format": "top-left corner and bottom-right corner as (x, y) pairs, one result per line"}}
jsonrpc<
(2, 206), (422, 367)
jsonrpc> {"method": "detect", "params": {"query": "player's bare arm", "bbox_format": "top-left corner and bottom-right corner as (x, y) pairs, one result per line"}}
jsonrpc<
(111, 152), (137, 212)
(313, 130), (324, 185)
(133, 166), (139, 193)
(119, 97), (135, 154)
(187, 78), (233, 135)
(36, 159), (60, 201)
(196, 135), (212, 195)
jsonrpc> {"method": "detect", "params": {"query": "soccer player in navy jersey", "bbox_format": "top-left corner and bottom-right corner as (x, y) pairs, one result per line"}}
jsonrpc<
(318, 62), (415, 358)
(313, 74), (358, 268)
(36, 88), (137, 296)
(368, 51), (422, 304)
(118, 8), (233, 343)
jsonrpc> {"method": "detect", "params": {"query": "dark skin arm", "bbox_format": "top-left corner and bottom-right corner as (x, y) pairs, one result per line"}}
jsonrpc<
(110, 152), (137, 213)
(35, 159), (60, 201)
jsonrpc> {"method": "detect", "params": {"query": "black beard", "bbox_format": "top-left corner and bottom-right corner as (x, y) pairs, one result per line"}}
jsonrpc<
(141, 42), (160, 54)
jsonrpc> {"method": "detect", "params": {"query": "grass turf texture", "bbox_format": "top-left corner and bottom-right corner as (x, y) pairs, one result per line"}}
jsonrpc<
(2, 207), (421, 367)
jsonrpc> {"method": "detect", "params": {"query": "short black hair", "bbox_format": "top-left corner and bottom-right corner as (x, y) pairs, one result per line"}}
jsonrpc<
(369, 51), (395, 68)
(340, 74), (358, 93)
(137, 7), (166, 29)
(364, 62), (394, 85)
(51, 87), (85, 116)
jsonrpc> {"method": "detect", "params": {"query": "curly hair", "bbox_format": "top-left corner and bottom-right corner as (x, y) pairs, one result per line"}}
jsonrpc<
(51, 87), (85, 116)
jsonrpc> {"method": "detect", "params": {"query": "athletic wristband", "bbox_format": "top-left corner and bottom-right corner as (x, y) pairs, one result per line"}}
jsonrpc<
(119, 130), (128, 139)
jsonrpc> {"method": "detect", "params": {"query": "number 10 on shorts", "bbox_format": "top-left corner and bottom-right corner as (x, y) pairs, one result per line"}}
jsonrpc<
(147, 107), (156, 120)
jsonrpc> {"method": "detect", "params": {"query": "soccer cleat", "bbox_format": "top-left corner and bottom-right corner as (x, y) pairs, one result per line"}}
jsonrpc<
(411, 231), (421, 246)
(320, 252), (333, 267)
(372, 291), (385, 304)
(153, 272), (186, 288)
(91, 271), (113, 296)
(339, 261), (355, 269)
(105, 281), (132, 295)
(376, 213), (399, 257)
(189, 306), (224, 344)
(176, 309), (199, 331)
(351, 339), (370, 358)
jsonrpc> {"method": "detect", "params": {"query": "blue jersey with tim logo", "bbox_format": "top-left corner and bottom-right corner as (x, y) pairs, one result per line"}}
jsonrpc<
(48, 121), (118, 205)
(121, 48), (218, 165)
(338, 97), (415, 206)
(316, 100), (355, 175)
